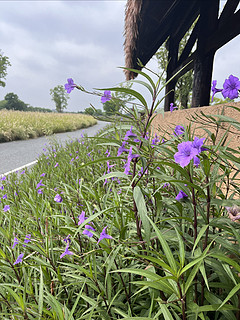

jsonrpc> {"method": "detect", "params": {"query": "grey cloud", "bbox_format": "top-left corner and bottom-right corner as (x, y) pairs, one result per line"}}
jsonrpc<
(0, 0), (239, 113)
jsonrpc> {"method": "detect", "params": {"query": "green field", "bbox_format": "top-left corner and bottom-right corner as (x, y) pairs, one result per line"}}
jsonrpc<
(0, 109), (97, 142)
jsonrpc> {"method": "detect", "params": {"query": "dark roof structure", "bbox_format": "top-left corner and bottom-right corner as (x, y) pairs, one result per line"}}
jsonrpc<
(124, 0), (240, 110)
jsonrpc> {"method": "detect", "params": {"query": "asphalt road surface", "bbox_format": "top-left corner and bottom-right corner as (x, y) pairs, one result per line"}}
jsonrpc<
(0, 121), (110, 175)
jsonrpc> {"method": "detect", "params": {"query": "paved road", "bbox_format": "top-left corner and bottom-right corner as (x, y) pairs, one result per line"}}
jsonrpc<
(0, 121), (110, 175)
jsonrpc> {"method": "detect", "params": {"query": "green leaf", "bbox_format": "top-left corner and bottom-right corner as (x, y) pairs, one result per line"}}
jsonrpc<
(199, 263), (209, 291)
(131, 280), (175, 296)
(118, 66), (156, 89)
(133, 186), (151, 246)
(160, 304), (175, 320)
(133, 80), (154, 97)
(217, 283), (240, 310)
(147, 218), (177, 274)
(95, 171), (130, 183)
(38, 268), (44, 319)
(210, 253), (240, 273)
(137, 255), (175, 275)
(118, 317), (153, 320)
(5, 286), (25, 311)
(192, 225), (209, 255)
(175, 228), (185, 268)
(185, 261), (202, 293)
(112, 268), (161, 281)
(68, 279), (86, 319)
(96, 86), (148, 108)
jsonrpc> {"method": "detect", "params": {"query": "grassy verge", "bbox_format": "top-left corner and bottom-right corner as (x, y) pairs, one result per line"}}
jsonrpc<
(0, 109), (97, 142)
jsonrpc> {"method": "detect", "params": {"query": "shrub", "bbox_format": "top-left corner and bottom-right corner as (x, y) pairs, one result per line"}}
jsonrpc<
(0, 70), (240, 319)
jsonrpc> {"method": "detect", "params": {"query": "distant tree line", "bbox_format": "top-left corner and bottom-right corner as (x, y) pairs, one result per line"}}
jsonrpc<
(0, 93), (53, 113)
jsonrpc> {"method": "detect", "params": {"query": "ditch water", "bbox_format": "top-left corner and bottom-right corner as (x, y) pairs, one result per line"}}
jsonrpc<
(0, 121), (110, 176)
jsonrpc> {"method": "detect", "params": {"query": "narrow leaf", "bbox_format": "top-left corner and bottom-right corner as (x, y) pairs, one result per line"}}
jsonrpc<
(133, 186), (151, 246)
(148, 218), (177, 274)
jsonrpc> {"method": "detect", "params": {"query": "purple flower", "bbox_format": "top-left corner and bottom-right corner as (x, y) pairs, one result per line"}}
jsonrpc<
(2, 194), (7, 200)
(13, 253), (24, 265)
(124, 147), (139, 175)
(37, 189), (43, 194)
(151, 134), (160, 147)
(78, 211), (87, 225)
(176, 190), (188, 201)
(23, 234), (31, 247)
(163, 183), (170, 188)
(54, 194), (63, 203)
(60, 243), (74, 259)
(12, 237), (19, 249)
(103, 172), (108, 186)
(21, 170), (25, 175)
(174, 125), (185, 136)
(124, 126), (137, 141)
(64, 234), (71, 244)
(192, 137), (205, 153)
(36, 179), (45, 189)
(97, 226), (113, 244)
(170, 103), (178, 112)
(107, 161), (115, 173)
(101, 90), (111, 103)
(222, 75), (240, 100)
(174, 141), (199, 168)
(193, 156), (200, 167)
(40, 173), (46, 177)
(105, 149), (110, 157)
(65, 78), (76, 94)
(54, 163), (59, 168)
(3, 205), (10, 212)
(144, 132), (150, 140)
(117, 141), (129, 156)
(211, 80), (223, 102)
(83, 225), (95, 238)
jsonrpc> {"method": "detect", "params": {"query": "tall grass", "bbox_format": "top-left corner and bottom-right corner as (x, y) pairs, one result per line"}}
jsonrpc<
(0, 110), (97, 142)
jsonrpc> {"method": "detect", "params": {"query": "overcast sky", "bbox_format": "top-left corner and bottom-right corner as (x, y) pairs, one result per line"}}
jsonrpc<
(0, 0), (239, 112)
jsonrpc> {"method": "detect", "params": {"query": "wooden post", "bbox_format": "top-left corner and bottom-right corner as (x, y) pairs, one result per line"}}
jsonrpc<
(191, 0), (219, 108)
(164, 36), (179, 111)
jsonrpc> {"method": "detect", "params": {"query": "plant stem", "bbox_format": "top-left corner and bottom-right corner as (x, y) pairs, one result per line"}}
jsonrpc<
(114, 260), (132, 313)
(201, 176), (211, 305)
(188, 170), (198, 303)
(188, 171), (197, 242)
(177, 281), (186, 320)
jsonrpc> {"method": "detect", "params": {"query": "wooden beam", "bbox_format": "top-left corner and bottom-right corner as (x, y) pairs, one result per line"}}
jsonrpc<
(170, 52), (195, 81)
(164, 36), (179, 111)
(178, 19), (199, 66)
(218, 0), (240, 28)
(206, 9), (240, 53)
(171, 0), (200, 43)
(191, 0), (219, 108)
(137, 0), (198, 70)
